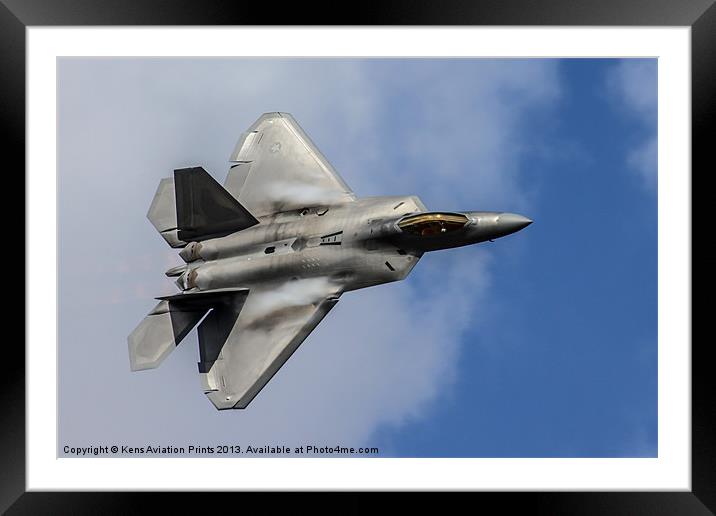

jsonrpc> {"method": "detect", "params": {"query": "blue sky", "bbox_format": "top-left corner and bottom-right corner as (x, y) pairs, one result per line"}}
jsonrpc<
(58, 58), (656, 457)
(373, 60), (657, 457)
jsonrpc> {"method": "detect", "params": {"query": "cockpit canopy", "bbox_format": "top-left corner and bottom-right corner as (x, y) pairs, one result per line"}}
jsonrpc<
(397, 212), (469, 236)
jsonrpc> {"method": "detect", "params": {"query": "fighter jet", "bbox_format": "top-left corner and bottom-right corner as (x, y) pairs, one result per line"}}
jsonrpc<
(128, 112), (532, 410)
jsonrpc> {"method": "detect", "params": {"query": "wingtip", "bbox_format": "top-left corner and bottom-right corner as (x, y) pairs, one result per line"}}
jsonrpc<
(205, 390), (241, 410)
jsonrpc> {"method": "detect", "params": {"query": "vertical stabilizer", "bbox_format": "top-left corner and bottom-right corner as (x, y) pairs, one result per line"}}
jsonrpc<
(147, 167), (260, 248)
(174, 167), (259, 241)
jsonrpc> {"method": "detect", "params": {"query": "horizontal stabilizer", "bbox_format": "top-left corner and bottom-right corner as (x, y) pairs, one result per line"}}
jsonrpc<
(147, 178), (186, 248)
(175, 167), (259, 241)
(128, 301), (206, 371)
(128, 289), (250, 371)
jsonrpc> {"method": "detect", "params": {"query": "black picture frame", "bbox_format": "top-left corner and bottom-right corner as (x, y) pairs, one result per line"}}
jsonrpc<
(6, 1), (709, 513)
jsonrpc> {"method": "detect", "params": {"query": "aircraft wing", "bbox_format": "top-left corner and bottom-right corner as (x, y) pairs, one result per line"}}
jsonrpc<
(198, 277), (342, 409)
(224, 112), (356, 218)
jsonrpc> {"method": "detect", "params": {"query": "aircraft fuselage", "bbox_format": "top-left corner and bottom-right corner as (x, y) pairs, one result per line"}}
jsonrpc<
(173, 195), (532, 293)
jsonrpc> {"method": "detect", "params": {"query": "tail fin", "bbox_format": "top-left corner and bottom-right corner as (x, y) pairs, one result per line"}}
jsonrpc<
(147, 178), (185, 248)
(146, 167), (259, 247)
(174, 167), (259, 241)
(127, 300), (207, 371)
(128, 288), (249, 371)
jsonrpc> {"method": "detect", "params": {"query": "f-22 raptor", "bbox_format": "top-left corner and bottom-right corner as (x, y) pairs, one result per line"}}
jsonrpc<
(128, 112), (532, 410)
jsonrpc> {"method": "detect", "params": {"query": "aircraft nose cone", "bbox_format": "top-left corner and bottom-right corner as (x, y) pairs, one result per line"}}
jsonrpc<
(497, 212), (533, 234)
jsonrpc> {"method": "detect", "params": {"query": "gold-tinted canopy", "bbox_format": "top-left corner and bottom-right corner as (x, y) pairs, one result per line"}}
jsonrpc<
(398, 212), (469, 236)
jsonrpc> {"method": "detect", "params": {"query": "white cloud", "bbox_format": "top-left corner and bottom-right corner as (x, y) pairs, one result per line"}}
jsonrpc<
(627, 136), (657, 191)
(607, 59), (658, 190)
(57, 58), (558, 451)
(608, 61), (657, 121)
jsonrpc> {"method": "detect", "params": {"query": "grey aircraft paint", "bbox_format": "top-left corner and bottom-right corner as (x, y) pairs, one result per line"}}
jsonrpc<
(128, 112), (532, 410)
